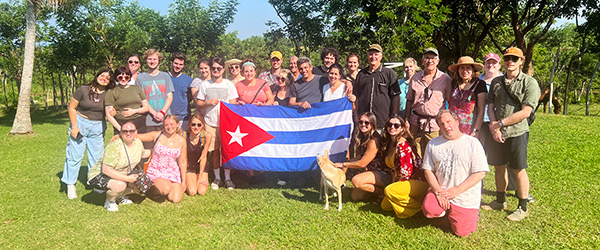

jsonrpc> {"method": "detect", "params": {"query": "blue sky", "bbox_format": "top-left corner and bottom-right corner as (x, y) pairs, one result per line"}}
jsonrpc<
(136, 0), (283, 39)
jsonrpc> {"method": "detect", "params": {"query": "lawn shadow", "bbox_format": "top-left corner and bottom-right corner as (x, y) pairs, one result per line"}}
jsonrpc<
(55, 166), (90, 191)
(0, 106), (69, 126)
(81, 190), (107, 206)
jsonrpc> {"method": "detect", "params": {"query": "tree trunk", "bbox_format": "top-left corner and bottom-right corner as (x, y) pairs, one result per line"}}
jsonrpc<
(51, 72), (57, 107)
(563, 56), (576, 115)
(39, 63), (48, 110)
(10, 0), (36, 134)
(586, 59), (600, 116)
(2, 73), (8, 108)
(58, 72), (65, 107)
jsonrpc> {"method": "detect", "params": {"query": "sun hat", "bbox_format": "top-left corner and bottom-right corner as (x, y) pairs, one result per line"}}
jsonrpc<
(448, 56), (484, 72)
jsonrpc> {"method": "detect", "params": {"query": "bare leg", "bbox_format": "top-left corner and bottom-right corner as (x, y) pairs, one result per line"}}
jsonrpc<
(494, 165), (508, 192)
(512, 169), (530, 199)
(186, 172), (198, 196)
(197, 172), (209, 195)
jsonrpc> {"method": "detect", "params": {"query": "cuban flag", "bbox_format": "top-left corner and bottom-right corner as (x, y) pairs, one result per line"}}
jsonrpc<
(219, 98), (352, 172)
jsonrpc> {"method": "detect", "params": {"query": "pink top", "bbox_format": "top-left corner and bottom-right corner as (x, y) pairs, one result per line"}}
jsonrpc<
(146, 141), (182, 183)
(406, 69), (452, 132)
(235, 79), (270, 104)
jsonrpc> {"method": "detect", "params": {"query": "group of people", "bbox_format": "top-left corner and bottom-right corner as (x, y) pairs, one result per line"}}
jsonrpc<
(60, 44), (540, 237)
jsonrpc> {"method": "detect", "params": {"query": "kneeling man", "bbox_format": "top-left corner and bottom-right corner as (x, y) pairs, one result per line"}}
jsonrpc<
(421, 110), (489, 237)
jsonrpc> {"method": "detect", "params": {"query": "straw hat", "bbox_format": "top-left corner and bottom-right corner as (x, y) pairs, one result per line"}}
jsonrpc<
(448, 56), (484, 73)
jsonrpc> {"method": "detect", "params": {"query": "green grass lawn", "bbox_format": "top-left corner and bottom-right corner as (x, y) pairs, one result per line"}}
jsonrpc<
(0, 106), (599, 249)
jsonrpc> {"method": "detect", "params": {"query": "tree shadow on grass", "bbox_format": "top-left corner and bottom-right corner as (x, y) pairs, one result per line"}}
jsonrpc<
(0, 107), (69, 127)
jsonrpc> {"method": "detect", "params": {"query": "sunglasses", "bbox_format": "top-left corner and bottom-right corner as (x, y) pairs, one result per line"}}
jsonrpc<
(190, 123), (203, 127)
(117, 75), (131, 81)
(229, 65), (240, 70)
(211, 67), (223, 72)
(128, 60), (140, 64)
(358, 120), (370, 126)
(424, 86), (433, 102)
(386, 122), (401, 129)
(276, 77), (286, 81)
(503, 55), (520, 62)
(121, 129), (136, 134)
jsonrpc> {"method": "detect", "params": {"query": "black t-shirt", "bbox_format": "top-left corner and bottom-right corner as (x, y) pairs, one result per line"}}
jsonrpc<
(353, 65), (400, 128)
(73, 85), (107, 121)
(312, 65), (329, 76)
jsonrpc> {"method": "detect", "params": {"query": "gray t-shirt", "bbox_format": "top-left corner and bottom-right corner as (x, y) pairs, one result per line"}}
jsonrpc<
(422, 135), (489, 209)
(135, 71), (174, 126)
(291, 75), (327, 104)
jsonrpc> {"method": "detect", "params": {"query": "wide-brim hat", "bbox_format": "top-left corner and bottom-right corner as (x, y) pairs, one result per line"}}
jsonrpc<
(225, 59), (242, 69)
(448, 56), (484, 73)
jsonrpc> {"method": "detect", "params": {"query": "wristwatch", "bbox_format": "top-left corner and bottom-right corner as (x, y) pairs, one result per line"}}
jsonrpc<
(498, 120), (504, 127)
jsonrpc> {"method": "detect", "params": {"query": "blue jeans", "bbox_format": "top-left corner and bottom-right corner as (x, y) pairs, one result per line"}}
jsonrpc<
(61, 113), (106, 185)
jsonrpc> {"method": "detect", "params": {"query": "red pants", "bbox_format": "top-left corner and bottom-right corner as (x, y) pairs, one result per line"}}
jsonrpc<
(422, 191), (479, 237)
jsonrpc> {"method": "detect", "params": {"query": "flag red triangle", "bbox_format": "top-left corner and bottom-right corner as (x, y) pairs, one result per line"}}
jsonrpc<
(219, 102), (274, 163)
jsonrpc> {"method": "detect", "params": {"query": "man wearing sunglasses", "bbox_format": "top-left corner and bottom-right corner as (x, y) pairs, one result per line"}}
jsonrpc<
(169, 52), (193, 130)
(135, 49), (174, 136)
(483, 47), (540, 222)
(405, 48), (452, 156)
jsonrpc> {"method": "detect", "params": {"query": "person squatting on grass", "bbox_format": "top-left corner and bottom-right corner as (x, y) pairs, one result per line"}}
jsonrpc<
(88, 122), (147, 211)
(380, 115), (429, 218)
(421, 110), (489, 237)
(62, 68), (114, 200)
(184, 113), (212, 196)
(137, 115), (187, 203)
(335, 112), (389, 202)
(481, 47), (541, 221)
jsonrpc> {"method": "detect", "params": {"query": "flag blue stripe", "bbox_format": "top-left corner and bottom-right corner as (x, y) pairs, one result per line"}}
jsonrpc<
(264, 124), (351, 144)
(223, 98), (352, 118)
(223, 152), (347, 172)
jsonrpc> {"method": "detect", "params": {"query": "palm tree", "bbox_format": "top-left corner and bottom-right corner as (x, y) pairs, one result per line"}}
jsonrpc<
(10, 0), (70, 134)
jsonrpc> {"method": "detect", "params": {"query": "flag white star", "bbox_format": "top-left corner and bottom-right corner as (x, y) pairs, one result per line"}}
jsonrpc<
(227, 125), (248, 147)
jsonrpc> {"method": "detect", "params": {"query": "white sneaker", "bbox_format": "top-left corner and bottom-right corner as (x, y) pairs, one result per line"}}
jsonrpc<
(211, 179), (222, 190)
(104, 199), (118, 212)
(277, 179), (288, 186)
(117, 195), (133, 205)
(67, 184), (77, 200)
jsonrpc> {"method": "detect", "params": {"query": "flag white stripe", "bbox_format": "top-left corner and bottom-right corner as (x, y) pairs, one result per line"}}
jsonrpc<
(245, 109), (353, 132)
(238, 138), (350, 158)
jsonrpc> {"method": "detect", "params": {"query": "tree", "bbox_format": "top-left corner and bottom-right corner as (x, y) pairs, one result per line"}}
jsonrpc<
(10, 0), (73, 134)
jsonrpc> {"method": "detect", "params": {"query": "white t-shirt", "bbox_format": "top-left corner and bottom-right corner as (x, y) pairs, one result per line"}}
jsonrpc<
(322, 83), (346, 102)
(422, 135), (489, 209)
(196, 79), (238, 127)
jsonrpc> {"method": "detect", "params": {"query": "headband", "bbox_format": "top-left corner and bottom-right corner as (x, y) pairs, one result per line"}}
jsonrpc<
(242, 62), (256, 69)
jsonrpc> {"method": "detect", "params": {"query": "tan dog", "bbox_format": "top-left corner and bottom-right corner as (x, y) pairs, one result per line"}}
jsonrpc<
(317, 150), (346, 211)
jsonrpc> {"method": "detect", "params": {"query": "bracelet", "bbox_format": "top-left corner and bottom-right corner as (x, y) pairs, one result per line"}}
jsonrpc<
(159, 110), (166, 116)
(473, 128), (480, 133)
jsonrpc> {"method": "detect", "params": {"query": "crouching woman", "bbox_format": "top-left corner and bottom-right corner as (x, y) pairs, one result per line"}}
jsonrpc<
(380, 115), (429, 218)
(88, 122), (148, 211)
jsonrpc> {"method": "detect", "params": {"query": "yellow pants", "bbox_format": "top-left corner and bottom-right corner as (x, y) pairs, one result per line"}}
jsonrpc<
(381, 179), (429, 218)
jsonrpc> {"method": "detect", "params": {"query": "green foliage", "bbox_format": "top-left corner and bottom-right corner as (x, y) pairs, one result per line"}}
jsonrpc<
(0, 107), (600, 248)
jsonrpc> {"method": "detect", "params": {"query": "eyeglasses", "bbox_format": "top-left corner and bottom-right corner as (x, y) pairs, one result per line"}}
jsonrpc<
(358, 120), (370, 126)
(386, 122), (401, 129)
(503, 56), (520, 62)
(424, 86), (433, 102)
(423, 56), (438, 61)
(128, 60), (140, 64)
(190, 123), (203, 127)
(229, 65), (239, 70)
(117, 75), (131, 81)
(211, 67), (223, 72)
(121, 129), (136, 134)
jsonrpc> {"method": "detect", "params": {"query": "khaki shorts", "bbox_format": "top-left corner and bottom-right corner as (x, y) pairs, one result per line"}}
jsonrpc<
(205, 125), (220, 152)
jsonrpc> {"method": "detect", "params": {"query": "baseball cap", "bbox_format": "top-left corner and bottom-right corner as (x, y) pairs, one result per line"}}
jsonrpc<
(423, 47), (439, 56)
(270, 51), (283, 60)
(367, 44), (383, 53)
(484, 53), (501, 63)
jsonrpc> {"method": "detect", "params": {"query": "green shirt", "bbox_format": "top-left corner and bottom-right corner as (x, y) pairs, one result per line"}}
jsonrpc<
(104, 85), (147, 120)
(88, 138), (144, 180)
(487, 71), (541, 138)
